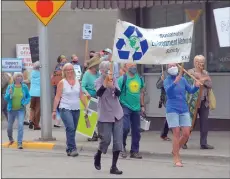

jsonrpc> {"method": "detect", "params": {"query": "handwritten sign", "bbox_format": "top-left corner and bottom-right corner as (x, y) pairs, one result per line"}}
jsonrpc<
(213, 7), (230, 47)
(1, 58), (22, 72)
(16, 44), (33, 69)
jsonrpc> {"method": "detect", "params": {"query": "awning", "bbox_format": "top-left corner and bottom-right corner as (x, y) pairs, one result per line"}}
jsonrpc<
(71, 0), (207, 10)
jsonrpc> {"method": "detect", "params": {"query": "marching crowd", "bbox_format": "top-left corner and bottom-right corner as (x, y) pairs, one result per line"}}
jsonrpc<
(1, 48), (215, 174)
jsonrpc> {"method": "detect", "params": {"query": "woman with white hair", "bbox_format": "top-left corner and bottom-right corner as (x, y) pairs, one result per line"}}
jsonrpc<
(52, 63), (89, 157)
(28, 61), (41, 130)
(4, 72), (31, 149)
(94, 61), (123, 175)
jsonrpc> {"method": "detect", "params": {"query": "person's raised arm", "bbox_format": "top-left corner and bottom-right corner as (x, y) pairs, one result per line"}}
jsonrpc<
(184, 78), (199, 94)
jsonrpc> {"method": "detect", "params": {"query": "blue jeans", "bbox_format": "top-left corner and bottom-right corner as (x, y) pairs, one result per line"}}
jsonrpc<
(122, 106), (141, 153)
(7, 109), (25, 144)
(60, 108), (80, 153)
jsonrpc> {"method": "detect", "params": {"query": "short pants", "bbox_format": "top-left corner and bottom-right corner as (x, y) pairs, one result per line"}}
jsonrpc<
(166, 112), (191, 128)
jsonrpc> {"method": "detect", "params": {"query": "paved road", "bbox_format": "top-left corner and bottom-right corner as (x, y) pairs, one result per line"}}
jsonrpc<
(2, 149), (230, 178)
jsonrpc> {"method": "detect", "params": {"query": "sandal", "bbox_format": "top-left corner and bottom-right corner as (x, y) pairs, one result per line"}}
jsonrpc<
(161, 136), (171, 141)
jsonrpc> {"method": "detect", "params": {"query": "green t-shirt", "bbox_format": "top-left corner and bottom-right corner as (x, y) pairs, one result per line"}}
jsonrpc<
(81, 71), (99, 98)
(118, 73), (144, 111)
(12, 86), (23, 110)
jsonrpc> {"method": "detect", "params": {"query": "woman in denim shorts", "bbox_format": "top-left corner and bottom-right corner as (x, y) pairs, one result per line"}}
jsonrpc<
(164, 63), (200, 167)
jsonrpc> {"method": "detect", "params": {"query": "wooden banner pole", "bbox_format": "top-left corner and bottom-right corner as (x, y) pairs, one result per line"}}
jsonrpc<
(84, 40), (89, 63)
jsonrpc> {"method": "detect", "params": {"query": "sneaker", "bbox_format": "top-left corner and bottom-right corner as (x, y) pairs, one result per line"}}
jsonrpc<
(9, 140), (14, 145)
(54, 124), (61, 128)
(130, 152), (142, 159)
(69, 150), (79, 157)
(110, 166), (123, 175)
(34, 127), (41, 130)
(24, 121), (29, 125)
(18, 144), (23, 149)
(29, 121), (34, 129)
(200, 144), (214, 150)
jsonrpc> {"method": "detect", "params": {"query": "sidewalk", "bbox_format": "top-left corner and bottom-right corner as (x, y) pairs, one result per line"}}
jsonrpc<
(1, 120), (230, 161)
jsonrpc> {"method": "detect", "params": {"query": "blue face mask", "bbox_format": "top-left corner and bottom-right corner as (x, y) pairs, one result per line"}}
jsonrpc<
(129, 67), (137, 74)
(102, 55), (109, 61)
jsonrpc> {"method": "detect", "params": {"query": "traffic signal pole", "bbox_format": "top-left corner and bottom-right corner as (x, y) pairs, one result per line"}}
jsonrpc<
(38, 20), (55, 141)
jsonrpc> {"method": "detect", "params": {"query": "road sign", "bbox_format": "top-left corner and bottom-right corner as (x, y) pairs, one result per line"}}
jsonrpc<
(83, 24), (93, 40)
(24, 0), (66, 26)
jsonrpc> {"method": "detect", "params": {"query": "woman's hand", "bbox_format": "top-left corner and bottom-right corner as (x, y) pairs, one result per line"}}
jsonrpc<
(9, 87), (12, 94)
(52, 112), (56, 120)
(85, 92), (91, 100)
(107, 80), (114, 88)
(195, 81), (201, 87)
(174, 75), (182, 84)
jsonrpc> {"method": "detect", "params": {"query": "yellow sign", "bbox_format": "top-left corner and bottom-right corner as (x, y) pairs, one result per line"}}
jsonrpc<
(77, 101), (98, 138)
(25, 0), (66, 26)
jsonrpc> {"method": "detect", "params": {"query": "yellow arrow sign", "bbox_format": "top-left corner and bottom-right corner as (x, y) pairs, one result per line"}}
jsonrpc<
(25, 0), (66, 26)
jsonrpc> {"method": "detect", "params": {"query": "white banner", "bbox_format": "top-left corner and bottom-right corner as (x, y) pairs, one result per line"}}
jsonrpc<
(112, 20), (194, 64)
(213, 7), (230, 47)
(16, 44), (33, 69)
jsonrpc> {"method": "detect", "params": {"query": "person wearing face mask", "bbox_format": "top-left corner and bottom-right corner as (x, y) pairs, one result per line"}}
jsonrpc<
(81, 54), (101, 141)
(118, 63), (145, 159)
(94, 61), (123, 175)
(70, 54), (83, 80)
(102, 48), (120, 79)
(28, 61), (41, 130)
(183, 55), (214, 150)
(164, 63), (200, 167)
(4, 72), (31, 149)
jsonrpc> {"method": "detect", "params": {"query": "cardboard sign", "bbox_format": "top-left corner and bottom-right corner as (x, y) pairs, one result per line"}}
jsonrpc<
(51, 70), (62, 86)
(16, 44), (33, 69)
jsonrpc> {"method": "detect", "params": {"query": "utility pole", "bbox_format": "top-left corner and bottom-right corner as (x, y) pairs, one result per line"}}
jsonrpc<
(38, 20), (56, 141)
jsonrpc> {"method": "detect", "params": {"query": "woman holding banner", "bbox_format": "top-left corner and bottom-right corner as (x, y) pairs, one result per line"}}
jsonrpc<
(52, 63), (89, 157)
(164, 63), (200, 167)
(94, 61), (123, 175)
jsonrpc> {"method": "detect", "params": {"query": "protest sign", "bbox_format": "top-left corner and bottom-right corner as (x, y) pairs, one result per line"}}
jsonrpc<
(213, 7), (230, 47)
(77, 99), (98, 138)
(112, 20), (194, 64)
(51, 70), (62, 86)
(1, 58), (22, 72)
(16, 44), (33, 69)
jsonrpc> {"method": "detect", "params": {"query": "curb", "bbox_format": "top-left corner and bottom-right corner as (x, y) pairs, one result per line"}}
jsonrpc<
(2, 141), (55, 150)
(54, 144), (230, 162)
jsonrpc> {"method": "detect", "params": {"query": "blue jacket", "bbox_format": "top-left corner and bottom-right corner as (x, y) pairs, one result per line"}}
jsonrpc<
(29, 70), (41, 97)
(4, 83), (31, 111)
(163, 75), (199, 114)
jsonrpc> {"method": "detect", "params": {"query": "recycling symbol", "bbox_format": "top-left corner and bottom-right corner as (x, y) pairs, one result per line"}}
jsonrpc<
(116, 26), (149, 61)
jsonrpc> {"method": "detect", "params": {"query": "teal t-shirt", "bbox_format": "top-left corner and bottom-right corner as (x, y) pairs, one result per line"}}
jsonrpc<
(81, 71), (99, 98)
(118, 73), (144, 111)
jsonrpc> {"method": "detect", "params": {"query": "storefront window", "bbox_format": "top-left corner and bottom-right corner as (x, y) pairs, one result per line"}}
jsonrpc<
(206, 2), (230, 73)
